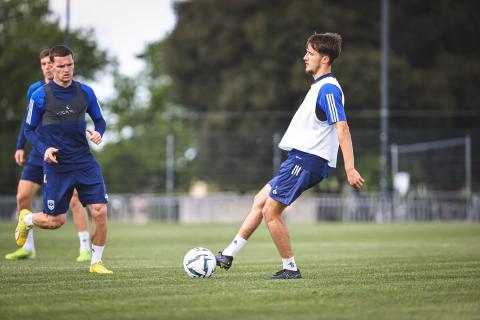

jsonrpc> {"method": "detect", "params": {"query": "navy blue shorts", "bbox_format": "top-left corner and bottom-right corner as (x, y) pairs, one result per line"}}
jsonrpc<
(20, 163), (43, 185)
(43, 163), (108, 215)
(20, 149), (44, 185)
(268, 155), (325, 206)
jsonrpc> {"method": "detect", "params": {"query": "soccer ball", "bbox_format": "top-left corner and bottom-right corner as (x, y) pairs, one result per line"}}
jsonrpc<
(183, 247), (216, 278)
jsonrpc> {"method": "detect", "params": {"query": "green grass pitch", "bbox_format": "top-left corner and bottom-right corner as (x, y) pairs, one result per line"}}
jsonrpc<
(0, 222), (479, 320)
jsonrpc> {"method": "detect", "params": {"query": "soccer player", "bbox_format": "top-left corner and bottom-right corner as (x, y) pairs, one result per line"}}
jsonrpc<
(16, 45), (112, 274)
(6, 49), (92, 262)
(215, 32), (364, 279)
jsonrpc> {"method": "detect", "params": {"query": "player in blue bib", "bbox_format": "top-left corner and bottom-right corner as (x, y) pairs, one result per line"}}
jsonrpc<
(6, 49), (92, 263)
(216, 33), (365, 279)
(15, 45), (112, 274)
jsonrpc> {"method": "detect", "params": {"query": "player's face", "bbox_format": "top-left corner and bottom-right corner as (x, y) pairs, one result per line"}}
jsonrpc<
(303, 43), (322, 75)
(40, 56), (53, 81)
(52, 55), (74, 85)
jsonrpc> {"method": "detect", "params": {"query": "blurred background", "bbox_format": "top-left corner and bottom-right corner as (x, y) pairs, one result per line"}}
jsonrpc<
(0, 0), (478, 222)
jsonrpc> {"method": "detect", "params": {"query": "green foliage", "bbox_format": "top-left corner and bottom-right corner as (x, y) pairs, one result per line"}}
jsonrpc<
(2, 0), (478, 194)
(166, 0), (383, 127)
(0, 0), (108, 193)
(165, 0), (383, 191)
(389, 0), (480, 128)
(164, 0), (480, 192)
(1, 222), (479, 319)
(96, 41), (196, 193)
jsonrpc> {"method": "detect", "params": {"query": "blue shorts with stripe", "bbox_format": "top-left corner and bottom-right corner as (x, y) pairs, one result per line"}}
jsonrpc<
(43, 162), (108, 215)
(268, 150), (329, 206)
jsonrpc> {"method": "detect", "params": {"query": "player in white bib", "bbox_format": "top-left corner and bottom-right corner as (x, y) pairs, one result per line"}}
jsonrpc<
(216, 32), (364, 279)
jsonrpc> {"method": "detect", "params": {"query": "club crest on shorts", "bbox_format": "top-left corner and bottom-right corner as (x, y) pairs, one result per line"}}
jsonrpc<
(47, 200), (55, 211)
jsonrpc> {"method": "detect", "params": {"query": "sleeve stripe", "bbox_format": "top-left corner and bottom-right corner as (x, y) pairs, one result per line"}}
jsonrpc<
(326, 94), (333, 121)
(331, 93), (340, 121)
(326, 93), (338, 122)
(332, 93), (340, 121)
(327, 94), (334, 122)
(26, 99), (34, 125)
(97, 100), (104, 118)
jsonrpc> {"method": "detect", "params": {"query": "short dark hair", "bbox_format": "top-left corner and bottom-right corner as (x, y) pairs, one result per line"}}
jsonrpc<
(39, 48), (50, 60)
(306, 32), (342, 65)
(49, 45), (74, 62)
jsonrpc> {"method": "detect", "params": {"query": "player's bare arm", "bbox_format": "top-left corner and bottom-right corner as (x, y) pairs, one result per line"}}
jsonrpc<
(335, 121), (364, 189)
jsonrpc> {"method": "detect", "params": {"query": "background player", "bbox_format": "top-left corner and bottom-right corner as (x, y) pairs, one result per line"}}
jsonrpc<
(16, 45), (112, 274)
(6, 49), (92, 262)
(216, 32), (364, 279)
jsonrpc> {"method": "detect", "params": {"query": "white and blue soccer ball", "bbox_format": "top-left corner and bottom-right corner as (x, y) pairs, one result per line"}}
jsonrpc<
(183, 247), (216, 278)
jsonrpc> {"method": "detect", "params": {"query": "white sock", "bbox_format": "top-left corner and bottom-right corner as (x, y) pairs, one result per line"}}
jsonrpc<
(24, 213), (34, 226)
(78, 231), (90, 251)
(222, 235), (247, 257)
(282, 256), (298, 271)
(23, 228), (35, 253)
(91, 245), (105, 265)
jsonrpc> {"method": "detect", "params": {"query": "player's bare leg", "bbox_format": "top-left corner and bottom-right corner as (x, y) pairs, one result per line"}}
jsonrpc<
(70, 189), (91, 262)
(238, 184), (271, 239)
(71, 190), (88, 233)
(262, 198), (291, 258)
(263, 198), (301, 279)
(216, 184), (271, 269)
(16, 180), (40, 212)
(88, 203), (112, 274)
(32, 212), (67, 229)
(15, 210), (66, 250)
(89, 203), (107, 246)
(18, 179), (66, 231)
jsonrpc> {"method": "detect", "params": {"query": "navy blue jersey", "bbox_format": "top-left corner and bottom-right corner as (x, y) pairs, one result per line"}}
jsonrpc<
(16, 80), (45, 151)
(25, 80), (106, 173)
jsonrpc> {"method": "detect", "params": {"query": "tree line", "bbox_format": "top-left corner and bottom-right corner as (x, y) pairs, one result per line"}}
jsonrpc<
(1, 0), (478, 194)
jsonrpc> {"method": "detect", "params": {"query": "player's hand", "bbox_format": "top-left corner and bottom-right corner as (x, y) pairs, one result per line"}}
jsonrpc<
(14, 149), (25, 166)
(86, 128), (102, 145)
(44, 147), (59, 164)
(346, 168), (365, 189)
